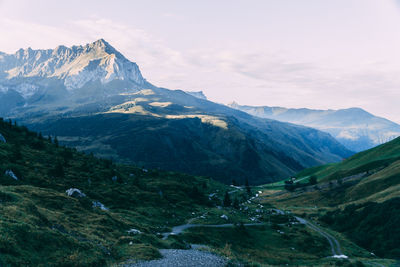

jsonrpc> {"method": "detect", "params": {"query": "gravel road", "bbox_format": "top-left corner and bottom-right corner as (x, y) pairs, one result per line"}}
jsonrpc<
(123, 249), (227, 267)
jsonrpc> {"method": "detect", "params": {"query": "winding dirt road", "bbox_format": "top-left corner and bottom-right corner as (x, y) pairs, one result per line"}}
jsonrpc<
(295, 216), (346, 257)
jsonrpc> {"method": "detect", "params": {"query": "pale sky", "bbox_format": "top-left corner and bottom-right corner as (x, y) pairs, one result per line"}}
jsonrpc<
(1, 0), (400, 122)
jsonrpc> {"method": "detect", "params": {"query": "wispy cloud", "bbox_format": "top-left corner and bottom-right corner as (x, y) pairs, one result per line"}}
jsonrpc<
(0, 15), (400, 123)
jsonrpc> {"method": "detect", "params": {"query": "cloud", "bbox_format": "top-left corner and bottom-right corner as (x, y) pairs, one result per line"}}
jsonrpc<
(0, 16), (400, 123)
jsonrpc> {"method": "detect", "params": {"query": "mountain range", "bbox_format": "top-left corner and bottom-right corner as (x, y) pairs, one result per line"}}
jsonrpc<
(228, 102), (400, 152)
(0, 39), (352, 184)
(1, 39), (399, 266)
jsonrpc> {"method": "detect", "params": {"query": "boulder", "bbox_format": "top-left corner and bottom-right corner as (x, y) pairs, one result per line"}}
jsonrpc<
(220, 214), (229, 220)
(127, 228), (142, 235)
(5, 170), (18, 180)
(65, 188), (86, 198)
(92, 201), (108, 211)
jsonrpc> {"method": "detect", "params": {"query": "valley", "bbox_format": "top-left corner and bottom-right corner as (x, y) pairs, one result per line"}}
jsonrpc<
(0, 40), (352, 185)
(0, 38), (399, 266)
(229, 102), (400, 152)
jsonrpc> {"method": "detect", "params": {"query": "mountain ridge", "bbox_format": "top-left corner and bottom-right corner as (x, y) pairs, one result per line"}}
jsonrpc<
(0, 39), (146, 94)
(228, 102), (400, 152)
(0, 40), (352, 184)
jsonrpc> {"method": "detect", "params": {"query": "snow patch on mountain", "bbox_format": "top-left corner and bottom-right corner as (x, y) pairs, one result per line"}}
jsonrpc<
(0, 39), (146, 92)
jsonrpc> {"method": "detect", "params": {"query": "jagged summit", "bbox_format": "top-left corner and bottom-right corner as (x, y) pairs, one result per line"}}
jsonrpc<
(0, 39), (146, 93)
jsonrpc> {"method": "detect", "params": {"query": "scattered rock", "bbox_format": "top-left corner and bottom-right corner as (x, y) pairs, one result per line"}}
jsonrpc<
(142, 168), (148, 173)
(92, 201), (108, 211)
(112, 176), (118, 182)
(127, 229), (142, 235)
(124, 249), (227, 267)
(332, 255), (348, 259)
(65, 188), (86, 198)
(0, 133), (6, 143)
(220, 214), (228, 220)
(5, 170), (18, 180)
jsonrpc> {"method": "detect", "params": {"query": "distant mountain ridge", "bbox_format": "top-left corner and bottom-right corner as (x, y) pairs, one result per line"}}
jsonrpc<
(228, 102), (400, 152)
(0, 40), (352, 184)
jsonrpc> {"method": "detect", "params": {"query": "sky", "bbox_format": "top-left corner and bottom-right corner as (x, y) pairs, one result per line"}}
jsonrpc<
(1, 0), (400, 122)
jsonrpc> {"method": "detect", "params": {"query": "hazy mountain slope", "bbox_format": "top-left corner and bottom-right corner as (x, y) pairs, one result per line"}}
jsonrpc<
(23, 86), (351, 184)
(229, 102), (400, 152)
(0, 40), (352, 184)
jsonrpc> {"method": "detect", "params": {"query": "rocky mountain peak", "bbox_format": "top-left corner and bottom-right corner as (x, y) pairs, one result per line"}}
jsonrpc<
(0, 39), (146, 93)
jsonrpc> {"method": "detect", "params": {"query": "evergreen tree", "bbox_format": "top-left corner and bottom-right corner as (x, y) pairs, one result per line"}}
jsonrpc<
(54, 136), (59, 147)
(309, 176), (317, 185)
(233, 198), (240, 209)
(189, 186), (202, 200)
(223, 191), (231, 207)
(11, 144), (23, 161)
(245, 178), (251, 195)
(51, 160), (65, 177)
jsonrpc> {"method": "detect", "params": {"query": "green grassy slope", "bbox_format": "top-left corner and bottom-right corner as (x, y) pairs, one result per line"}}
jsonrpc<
(267, 137), (400, 260)
(0, 118), (362, 266)
(0, 118), (228, 266)
(296, 136), (400, 184)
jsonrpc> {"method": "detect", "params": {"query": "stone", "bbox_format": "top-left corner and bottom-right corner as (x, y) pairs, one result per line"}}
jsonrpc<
(5, 170), (18, 180)
(92, 201), (108, 211)
(65, 188), (86, 198)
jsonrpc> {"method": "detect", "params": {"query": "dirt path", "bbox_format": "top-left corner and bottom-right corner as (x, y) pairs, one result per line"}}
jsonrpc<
(295, 216), (346, 257)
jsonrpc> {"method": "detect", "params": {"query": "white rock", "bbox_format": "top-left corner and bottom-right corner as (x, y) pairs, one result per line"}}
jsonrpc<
(92, 201), (108, 211)
(127, 229), (142, 235)
(220, 214), (228, 220)
(65, 188), (86, 198)
(5, 170), (18, 180)
(332, 255), (348, 259)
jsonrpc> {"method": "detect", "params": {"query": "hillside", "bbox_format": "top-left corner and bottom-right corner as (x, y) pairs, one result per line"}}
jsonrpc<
(0, 118), (229, 265)
(229, 102), (400, 152)
(0, 118), (367, 266)
(0, 40), (352, 185)
(263, 137), (400, 259)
